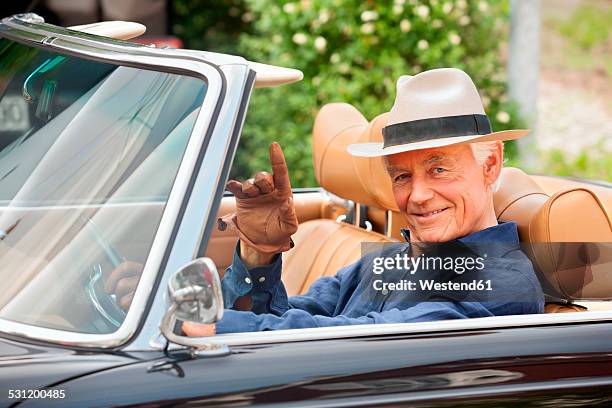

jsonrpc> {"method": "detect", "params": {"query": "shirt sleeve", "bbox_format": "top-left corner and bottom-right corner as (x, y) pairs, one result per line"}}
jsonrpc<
(221, 243), (347, 316)
(220, 242), (285, 314)
(216, 301), (488, 333)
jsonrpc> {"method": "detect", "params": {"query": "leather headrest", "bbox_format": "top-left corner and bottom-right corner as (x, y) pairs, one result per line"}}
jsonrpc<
(494, 168), (612, 300)
(530, 188), (612, 301)
(312, 103), (372, 204)
(351, 112), (399, 211)
(494, 167), (550, 239)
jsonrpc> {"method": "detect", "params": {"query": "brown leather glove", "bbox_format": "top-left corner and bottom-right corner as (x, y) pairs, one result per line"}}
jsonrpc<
(219, 142), (298, 255)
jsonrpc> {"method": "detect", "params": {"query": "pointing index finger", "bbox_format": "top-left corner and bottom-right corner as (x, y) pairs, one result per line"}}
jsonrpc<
(269, 142), (292, 194)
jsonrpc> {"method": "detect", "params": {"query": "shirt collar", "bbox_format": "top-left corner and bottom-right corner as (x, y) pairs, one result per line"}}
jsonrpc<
(400, 222), (521, 258)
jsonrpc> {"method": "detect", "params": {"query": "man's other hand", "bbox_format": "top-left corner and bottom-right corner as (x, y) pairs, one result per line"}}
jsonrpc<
(220, 142), (298, 261)
(104, 261), (143, 311)
(182, 321), (216, 337)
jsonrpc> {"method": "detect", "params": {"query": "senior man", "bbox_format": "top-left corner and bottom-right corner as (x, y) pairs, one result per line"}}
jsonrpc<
(104, 68), (544, 335)
(177, 68), (545, 335)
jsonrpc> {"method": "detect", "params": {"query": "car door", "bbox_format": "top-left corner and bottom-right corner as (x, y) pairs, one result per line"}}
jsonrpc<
(31, 319), (612, 407)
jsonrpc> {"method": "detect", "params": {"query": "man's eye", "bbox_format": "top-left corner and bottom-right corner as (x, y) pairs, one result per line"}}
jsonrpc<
(433, 167), (446, 174)
(394, 173), (410, 182)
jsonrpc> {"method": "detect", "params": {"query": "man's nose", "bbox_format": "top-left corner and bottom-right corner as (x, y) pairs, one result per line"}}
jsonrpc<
(408, 178), (434, 205)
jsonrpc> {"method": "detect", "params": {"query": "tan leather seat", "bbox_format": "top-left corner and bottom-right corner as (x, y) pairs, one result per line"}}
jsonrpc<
(494, 167), (550, 239)
(282, 103), (394, 295)
(493, 168), (612, 310)
(284, 220), (391, 295)
(530, 188), (612, 303)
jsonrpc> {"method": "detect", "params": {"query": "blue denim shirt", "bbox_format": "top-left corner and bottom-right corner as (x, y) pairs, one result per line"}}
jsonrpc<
(216, 222), (544, 333)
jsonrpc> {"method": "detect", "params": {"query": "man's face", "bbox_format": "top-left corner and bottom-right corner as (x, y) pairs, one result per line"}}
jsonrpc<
(385, 144), (498, 243)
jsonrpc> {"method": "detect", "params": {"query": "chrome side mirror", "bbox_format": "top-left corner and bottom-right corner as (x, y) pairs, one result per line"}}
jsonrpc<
(168, 258), (223, 324)
(160, 258), (228, 355)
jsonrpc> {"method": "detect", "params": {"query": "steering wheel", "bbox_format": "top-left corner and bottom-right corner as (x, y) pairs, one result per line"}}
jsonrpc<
(80, 215), (127, 330)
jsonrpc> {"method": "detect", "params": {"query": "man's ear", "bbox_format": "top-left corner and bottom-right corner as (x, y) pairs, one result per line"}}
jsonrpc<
(483, 141), (503, 188)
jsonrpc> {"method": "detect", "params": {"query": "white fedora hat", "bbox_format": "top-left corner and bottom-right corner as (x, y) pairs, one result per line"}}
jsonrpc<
(348, 68), (529, 157)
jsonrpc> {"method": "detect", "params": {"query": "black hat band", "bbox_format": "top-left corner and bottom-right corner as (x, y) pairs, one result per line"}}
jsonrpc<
(382, 114), (492, 148)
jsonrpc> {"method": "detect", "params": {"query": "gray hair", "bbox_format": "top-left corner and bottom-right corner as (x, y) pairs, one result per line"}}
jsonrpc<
(470, 141), (503, 192)
(382, 141), (504, 192)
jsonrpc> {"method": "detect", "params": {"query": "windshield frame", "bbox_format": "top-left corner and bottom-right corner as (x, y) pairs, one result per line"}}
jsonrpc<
(0, 16), (226, 348)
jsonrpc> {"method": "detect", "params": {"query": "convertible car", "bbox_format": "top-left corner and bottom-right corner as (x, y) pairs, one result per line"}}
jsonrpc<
(0, 13), (611, 408)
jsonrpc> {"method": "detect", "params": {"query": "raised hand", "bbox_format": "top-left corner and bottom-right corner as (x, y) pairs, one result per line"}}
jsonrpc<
(219, 142), (298, 256)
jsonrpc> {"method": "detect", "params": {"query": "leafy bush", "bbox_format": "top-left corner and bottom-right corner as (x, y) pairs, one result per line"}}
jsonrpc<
(546, 3), (612, 75)
(231, 0), (524, 186)
(557, 4), (612, 50)
(172, 1), (526, 186)
(541, 148), (612, 182)
(171, 0), (251, 54)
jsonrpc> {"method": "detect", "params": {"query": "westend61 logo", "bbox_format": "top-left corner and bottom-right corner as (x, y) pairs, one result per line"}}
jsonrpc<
(371, 252), (493, 294)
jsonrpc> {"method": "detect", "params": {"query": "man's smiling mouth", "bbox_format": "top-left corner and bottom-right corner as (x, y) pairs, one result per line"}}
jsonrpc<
(413, 207), (450, 219)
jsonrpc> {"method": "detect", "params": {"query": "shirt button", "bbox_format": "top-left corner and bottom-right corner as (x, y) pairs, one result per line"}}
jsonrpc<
(258, 276), (266, 283)
(244, 277), (252, 284)
(381, 289), (389, 296)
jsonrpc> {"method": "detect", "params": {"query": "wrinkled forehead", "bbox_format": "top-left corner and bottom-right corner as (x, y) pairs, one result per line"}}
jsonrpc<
(384, 144), (472, 169)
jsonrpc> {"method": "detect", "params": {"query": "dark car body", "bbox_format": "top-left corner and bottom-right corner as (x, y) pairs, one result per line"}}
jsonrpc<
(0, 14), (611, 408)
(3, 324), (612, 407)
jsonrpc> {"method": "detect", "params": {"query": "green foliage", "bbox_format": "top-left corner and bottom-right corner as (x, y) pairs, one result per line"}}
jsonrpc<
(541, 148), (612, 182)
(171, 0), (251, 54)
(232, 0), (523, 186)
(172, 1), (526, 186)
(546, 3), (612, 75)
(557, 5), (612, 50)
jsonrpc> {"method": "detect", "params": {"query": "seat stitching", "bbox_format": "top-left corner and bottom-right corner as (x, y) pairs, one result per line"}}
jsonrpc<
(555, 188), (611, 231)
(337, 235), (366, 269)
(285, 221), (333, 291)
(496, 192), (549, 219)
(532, 191), (565, 298)
(298, 221), (343, 293)
(302, 227), (356, 293)
(326, 231), (360, 270)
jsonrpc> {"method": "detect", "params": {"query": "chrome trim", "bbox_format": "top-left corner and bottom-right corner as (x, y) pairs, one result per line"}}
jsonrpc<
(272, 377), (612, 408)
(1, 15), (248, 69)
(0, 202), (166, 210)
(384, 210), (393, 237)
(160, 310), (229, 356)
(193, 309), (612, 347)
(354, 203), (363, 228)
(160, 304), (230, 356)
(126, 63), (252, 351)
(0, 19), (226, 348)
(13, 13), (45, 24)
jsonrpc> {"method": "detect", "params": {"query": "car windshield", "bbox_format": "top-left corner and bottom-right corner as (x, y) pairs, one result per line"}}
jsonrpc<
(0, 38), (207, 334)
